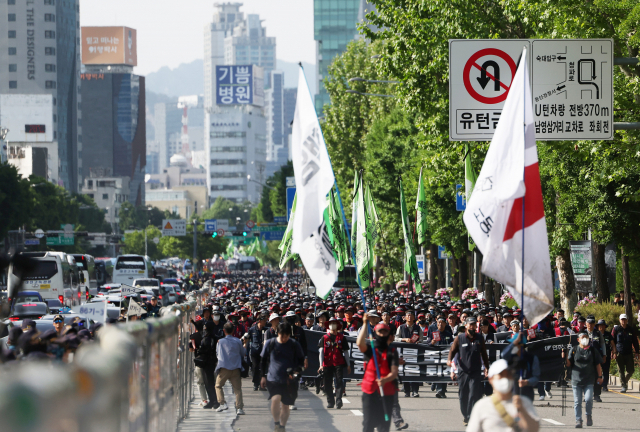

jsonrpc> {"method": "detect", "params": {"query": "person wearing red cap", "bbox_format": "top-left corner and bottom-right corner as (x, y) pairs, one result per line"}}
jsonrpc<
(318, 317), (351, 409)
(357, 313), (399, 432)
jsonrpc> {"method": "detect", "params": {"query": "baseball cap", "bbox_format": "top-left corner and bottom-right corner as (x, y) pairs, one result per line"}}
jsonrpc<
(488, 359), (509, 378)
(268, 313), (280, 322)
(620, 314), (628, 320)
(374, 322), (390, 333)
(466, 316), (478, 324)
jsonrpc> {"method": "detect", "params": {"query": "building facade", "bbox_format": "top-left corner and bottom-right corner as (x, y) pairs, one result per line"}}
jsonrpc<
(265, 70), (284, 177)
(0, 0), (82, 191)
(81, 174), (130, 232)
(155, 102), (183, 172)
(81, 71), (146, 205)
(203, 2), (244, 110)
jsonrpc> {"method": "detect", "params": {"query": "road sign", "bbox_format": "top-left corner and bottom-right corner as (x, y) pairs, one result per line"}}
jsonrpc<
(253, 225), (288, 232)
(438, 246), (452, 259)
(246, 220), (255, 229)
(153, 237), (160, 244)
(261, 231), (285, 241)
(162, 219), (186, 236)
(217, 229), (225, 237)
(273, 216), (287, 224)
(25, 239), (40, 246)
(531, 39), (613, 140)
(450, 39), (613, 141)
(204, 219), (217, 232)
(286, 176), (296, 187)
(46, 235), (74, 246)
(286, 187), (296, 221)
(456, 184), (466, 211)
(450, 39), (529, 141)
(34, 229), (44, 239)
(73, 302), (107, 324)
(416, 254), (426, 281)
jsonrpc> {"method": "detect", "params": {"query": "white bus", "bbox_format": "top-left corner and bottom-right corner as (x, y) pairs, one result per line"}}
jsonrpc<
(112, 255), (153, 285)
(47, 252), (82, 304)
(8, 252), (77, 307)
(72, 254), (97, 299)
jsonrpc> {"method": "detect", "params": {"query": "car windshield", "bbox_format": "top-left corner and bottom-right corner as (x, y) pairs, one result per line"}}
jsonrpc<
(134, 280), (158, 287)
(15, 296), (41, 304)
(46, 299), (62, 307)
(116, 257), (146, 270)
(15, 261), (58, 280)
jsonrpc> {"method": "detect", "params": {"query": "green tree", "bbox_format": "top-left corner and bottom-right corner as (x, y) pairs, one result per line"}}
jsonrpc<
(123, 226), (163, 259)
(0, 163), (33, 239)
(201, 197), (253, 228)
(118, 203), (177, 231)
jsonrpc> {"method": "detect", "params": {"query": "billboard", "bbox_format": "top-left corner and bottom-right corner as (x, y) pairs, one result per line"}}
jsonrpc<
(215, 65), (264, 107)
(569, 240), (593, 293)
(81, 27), (137, 66)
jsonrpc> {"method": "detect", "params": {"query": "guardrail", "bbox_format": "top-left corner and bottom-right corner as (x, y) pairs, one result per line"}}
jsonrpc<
(0, 286), (210, 432)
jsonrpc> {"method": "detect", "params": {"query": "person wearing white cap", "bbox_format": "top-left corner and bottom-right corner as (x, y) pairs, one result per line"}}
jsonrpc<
(611, 313), (640, 393)
(466, 359), (540, 432)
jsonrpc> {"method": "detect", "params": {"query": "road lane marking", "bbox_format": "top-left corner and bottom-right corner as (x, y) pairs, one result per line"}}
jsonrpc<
(342, 398), (351, 404)
(608, 390), (640, 400)
(542, 419), (564, 426)
(351, 410), (363, 416)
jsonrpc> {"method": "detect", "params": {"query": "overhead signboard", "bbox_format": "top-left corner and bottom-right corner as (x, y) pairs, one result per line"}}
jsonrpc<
(449, 39), (613, 141)
(46, 235), (74, 246)
(81, 26), (137, 66)
(215, 65), (264, 107)
(261, 231), (285, 241)
(204, 219), (228, 233)
(24, 239), (40, 246)
(287, 187), (296, 221)
(530, 39), (613, 140)
(162, 219), (186, 236)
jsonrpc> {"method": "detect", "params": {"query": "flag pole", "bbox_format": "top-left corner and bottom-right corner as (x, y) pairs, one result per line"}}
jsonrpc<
(519, 47), (527, 393)
(297, 63), (388, 420)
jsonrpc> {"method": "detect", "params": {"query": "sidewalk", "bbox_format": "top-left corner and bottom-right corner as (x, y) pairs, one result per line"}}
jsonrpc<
(177, 381), (238, 432)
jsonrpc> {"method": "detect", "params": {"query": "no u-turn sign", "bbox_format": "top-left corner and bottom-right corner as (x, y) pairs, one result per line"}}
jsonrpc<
(450, 40), (529, 141)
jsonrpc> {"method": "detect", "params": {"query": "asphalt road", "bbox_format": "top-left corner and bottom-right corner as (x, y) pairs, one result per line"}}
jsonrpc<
(233, 380), (640, 431)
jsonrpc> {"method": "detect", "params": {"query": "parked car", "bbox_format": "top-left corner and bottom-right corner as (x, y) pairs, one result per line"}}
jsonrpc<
(45, 298), (64, 315)
(9, 302), (50, 321)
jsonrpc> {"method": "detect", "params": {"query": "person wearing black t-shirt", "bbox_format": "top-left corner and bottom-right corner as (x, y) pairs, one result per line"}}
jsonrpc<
(395, 310), (423, 398)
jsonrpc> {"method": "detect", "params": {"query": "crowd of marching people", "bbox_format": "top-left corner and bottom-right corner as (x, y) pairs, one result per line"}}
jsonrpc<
(184, 270), (639, 431)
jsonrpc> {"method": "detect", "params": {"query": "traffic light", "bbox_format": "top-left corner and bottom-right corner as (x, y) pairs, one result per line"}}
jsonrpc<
(242, 231), (248, 236)
(212, 232), (217, 238)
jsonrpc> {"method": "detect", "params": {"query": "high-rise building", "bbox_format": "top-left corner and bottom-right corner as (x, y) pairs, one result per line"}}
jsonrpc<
(155, 102), (183, 171)
(0, 0), (82, 191)
(265, 70), (284, 177)
(80, 27), (146, 206)
(224, 13), (276, 87)
(203, 2), (244, 110)
(314, 0), (375, 113)
(283, 87), (297, 142)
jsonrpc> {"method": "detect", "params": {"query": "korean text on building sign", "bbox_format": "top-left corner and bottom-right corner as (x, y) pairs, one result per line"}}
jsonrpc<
(216, 66), (253, 105)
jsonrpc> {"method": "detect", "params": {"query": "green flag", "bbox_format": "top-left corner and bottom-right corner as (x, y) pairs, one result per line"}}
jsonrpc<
(399, 178), (421, 292)
(355, 176), (372, 287)
(225, 239), (234, 257)
(364, 183), (379, 270)
(326, 189), (348, 271)
(415, 167), (428, 246)
(279, 193), (298, 269)
(465, 144), (478, 251)
(332, 189), (350, 267)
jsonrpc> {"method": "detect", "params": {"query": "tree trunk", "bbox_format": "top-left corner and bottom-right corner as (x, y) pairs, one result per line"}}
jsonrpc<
(437, 258), (445, 289)
(429, 243), (438, 294)
(477, 252), (484, 288)
(557, 249), (577, 314)
(459, 254), (468, 292)
(451, 258), (459, 297)
(592, 242), (608, 302)
(622, 248), (633, 320)
(493, 280), (502, 306)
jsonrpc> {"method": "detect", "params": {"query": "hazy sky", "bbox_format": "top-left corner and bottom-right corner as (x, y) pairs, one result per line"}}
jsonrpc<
(80, 0), (315, 76)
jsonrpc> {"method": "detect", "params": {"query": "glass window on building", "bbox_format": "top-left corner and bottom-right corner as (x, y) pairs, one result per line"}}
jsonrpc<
(9, 81), (17, 89)
(44, 0), (55, 4)
(8, 30), (16, 38)
(45, 64), (56, 72)
(45, 30), (55, 38)
(8, 47), (16, 55)
(8, 14), (16, 21)
(102, 193), (108, 200)
(45, 81), (56, 89)
(9, 64), (17, 72)
(45, 47), (56, 55)
(44, 13), (55, 22)
(8, 0), (16, 5)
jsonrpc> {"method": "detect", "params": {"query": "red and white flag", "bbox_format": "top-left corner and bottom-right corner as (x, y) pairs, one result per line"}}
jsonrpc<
(463, 47), (553, 325)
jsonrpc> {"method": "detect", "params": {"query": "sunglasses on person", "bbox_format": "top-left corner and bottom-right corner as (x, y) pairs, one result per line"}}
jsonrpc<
(54, 319), (64, 324)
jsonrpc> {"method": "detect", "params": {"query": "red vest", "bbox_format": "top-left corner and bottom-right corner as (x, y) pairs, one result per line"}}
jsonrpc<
(361, 348), (397, 396)
(322, 333), (346, 367)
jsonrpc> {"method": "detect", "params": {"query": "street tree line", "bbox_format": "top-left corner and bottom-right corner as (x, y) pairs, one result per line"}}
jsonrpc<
(320, 0), (640, 314)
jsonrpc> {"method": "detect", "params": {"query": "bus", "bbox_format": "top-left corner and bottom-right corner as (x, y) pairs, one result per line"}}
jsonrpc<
(95, 258), (114, 286)
(72, 254), (97, 299)
(47, 252), (82, 305)
(7, 252), (77, 307)
(112, 255), (153, 285)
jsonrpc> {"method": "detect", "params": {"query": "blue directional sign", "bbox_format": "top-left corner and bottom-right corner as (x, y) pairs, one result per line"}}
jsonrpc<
(25, 239), (40, 246)
(456, 184), (466, 211)
(262, 231), (285, 241)
(273, 216), (287, 224)
(286, 187), (296, 221)
(204, 219), (217, 233)
(438, 246), (452, 259)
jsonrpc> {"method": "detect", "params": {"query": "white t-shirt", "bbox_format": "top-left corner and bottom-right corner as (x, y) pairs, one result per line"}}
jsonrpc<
(466, 395), (540, 432)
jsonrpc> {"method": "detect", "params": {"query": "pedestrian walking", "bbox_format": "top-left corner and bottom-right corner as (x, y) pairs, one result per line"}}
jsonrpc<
(189, 319), (208, 406)
(260, 321), (305, 432)
(247, 313), (268, 391)
(611, 313), (639, 393)
(466, 359), (540, 432)
(215, 322), (246, 415)
(597, 319), (613, 392)
(198, 321), (220, 409)
(564, 330), (604, 428)
(318, 317), (351, 409)
(356, 317), (399, 432)
(448, 316), (490, 426)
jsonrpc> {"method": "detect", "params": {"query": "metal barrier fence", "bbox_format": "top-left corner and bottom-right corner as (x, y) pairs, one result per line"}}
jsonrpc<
(0, 286), (210, 432)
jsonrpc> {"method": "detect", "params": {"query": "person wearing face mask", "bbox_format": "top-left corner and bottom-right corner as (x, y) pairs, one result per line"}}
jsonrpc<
(197, 321), (221, 409)
(564, 330), (604, 428)
(584, 316), (606, 402)
(417, 313), (429, 336)
(356, 315), (399, 432)
(396, 310), (423, 398)
(248, 314), (268, 391)
(466, 359), (540, 432)
(317, 317), (351, 409)
(447, 316), (490, 426)
(428, 317), (454, 399)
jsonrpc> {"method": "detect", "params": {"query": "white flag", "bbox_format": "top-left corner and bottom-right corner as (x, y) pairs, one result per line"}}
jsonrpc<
(291, 65), (338, 299)
(127, 299), (144, 316)
(463, 47), (553, 325)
